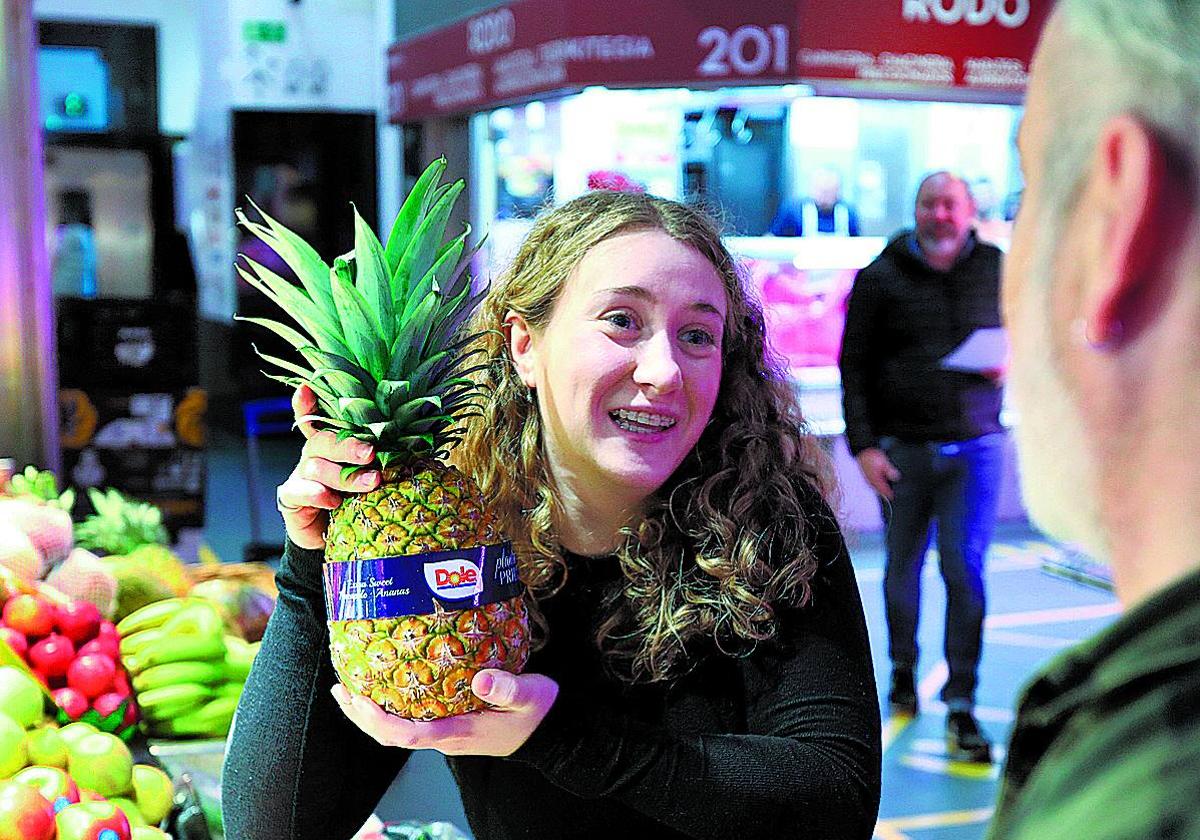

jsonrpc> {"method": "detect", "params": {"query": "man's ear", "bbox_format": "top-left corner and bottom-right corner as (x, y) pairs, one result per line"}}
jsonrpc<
(504, 310), (538, 389)
(1086, 115), (1193, 345)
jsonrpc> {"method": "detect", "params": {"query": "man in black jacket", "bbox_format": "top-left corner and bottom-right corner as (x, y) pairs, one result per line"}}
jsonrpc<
(839, 171), (1005, 762)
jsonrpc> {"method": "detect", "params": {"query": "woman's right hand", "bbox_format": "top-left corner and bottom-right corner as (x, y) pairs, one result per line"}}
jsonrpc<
(276, 384), (381, 549)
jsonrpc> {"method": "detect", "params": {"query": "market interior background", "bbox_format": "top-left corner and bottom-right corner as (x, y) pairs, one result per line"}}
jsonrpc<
(3, 0), (1117, 837)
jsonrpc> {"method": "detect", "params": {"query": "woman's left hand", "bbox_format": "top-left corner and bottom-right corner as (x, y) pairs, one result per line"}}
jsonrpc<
(331, 670), (559, 756)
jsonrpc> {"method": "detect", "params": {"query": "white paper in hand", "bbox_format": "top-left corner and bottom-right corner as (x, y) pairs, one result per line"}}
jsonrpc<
(940, 327), (1009, 372)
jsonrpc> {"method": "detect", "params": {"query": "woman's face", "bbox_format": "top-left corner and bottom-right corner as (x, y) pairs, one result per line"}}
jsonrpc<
(507, 229), (728, 510)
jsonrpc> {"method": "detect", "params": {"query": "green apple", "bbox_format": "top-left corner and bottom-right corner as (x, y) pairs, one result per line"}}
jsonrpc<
(54, 800), (131, 840)
(132, 827), (170, 840)
(24, 728), (67, 769)
(66, 732), (133, 798)
(0, 667), (44, 729)
(11, 765), (78, 809)
(0, 714), (27, 778)
(108, 796), (146, 827)
(56, 722), (98, 749)
(129, 764), (173, 825)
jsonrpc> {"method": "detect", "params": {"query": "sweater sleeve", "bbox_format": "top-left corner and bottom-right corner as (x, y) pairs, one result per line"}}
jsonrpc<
(839, 267), (883, 455)
(221, 539), (412, 839)
(507, 531), (882, 840)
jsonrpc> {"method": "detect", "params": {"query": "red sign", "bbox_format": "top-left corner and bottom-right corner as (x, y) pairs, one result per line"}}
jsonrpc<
(797, 0), (1051, 95)
(387, 0), (1051, 121)
(388, 0), (797, 121)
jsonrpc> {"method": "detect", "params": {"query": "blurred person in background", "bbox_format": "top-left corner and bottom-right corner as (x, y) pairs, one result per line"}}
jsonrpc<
(840, 171), (1005, 763)
(771, 167), (861, 237)
(991, 2), (1200, 837)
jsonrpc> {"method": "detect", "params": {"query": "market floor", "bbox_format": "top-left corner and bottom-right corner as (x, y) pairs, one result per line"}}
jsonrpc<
(202, 428), (1120, 838)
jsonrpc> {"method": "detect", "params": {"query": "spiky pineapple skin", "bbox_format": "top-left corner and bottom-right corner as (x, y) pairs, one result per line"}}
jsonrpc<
(325, 461), (529, 720)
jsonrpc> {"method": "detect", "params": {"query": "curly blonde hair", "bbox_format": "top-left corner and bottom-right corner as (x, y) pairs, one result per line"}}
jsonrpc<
(450, 190), (835, 683)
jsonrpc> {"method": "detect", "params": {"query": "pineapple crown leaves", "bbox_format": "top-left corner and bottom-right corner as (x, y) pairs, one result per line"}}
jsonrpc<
(235, 157), (490, 467)
(8, 466), (75, 512)
(74, 487), (170, 555)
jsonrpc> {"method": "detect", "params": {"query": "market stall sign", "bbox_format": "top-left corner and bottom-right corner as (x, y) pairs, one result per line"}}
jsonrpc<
(387, 0), (797, 121)
(387, 0), (1051, 121)
(797, 0), (1051, 96)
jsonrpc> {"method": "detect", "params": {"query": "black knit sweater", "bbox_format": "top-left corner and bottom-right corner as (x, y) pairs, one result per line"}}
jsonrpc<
(222, 498), (881, 840)
(839, 231), (1005, 455)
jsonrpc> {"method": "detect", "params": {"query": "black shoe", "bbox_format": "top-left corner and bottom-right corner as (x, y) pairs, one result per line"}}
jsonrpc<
(888, 669), (918, 716)
(946, 711), (993, 763)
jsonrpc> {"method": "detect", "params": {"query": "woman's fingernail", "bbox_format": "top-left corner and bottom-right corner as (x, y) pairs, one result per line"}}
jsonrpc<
(358, 470), (379, 487)
(331, 686), (346, 704)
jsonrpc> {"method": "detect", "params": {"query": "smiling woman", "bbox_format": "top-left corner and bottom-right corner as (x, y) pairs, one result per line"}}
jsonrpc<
(223, 189), (882, 840)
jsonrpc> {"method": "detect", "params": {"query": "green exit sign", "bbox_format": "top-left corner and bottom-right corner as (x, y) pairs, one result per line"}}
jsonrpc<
(243, 20), (287, 43)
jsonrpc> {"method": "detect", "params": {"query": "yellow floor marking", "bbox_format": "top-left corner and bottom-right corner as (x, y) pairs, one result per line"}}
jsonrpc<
(900, 753), (1000, 779)
(875, 807), (995, 840)
(985, 601), (1121, 629)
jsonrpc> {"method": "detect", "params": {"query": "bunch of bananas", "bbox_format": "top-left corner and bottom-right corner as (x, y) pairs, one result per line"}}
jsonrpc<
(117, 596), (259, 738)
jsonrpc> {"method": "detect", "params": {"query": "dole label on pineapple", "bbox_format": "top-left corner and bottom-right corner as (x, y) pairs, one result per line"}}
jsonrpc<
(424, 559), (482, 599)
(323, 542), (521, 621)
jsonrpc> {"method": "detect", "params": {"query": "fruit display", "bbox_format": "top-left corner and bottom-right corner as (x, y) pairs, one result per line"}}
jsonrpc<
(117, 598), (258, 739)
(239, 156), (528, 720)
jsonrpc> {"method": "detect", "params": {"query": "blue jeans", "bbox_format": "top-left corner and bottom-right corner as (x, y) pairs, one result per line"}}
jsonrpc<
(879, 433), (1004, 709)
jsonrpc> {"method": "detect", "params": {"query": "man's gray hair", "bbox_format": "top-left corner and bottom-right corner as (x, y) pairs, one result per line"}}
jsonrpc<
(1041, 1), (1200, 224)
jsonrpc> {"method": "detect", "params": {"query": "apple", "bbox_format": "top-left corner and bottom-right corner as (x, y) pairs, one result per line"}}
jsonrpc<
(92, 692), (128, 719)
(28, 635), (75, 679)
(11, 765), (79, 812)
(25, 727), (68, 768)
(57, 721), (98, 748)
(0, 714), (27, 779)
(54, 800), (131, 840)
(0, 629), (27, 661)
(1, 596), (55, 638)
(54, 602), (102, 647)
(0, 779), (55, 840)
(66, 654), (116, 699)
(66, 732), (133, 798)
(111, 669), (131, 698)
(129, 764), (172, 825)
(53, 687), (89, 721)
(132, 827), (170, 840)
(108, 797), (145, 827)
(0, 665), (46, 728)
(76, 636), (120, 662)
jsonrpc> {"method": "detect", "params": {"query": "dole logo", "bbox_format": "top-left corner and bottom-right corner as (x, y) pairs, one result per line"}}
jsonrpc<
(902, 0), (1030, 29)
(424, 558), (483, 599)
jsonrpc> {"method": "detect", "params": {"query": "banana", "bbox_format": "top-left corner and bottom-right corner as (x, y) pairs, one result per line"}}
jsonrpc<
(140, 694), (213, 725)
(160, 601), (225, 639)
(136, 681), (214, 713)
(132, 660), (227, 693)
(116, 598), (190, 637)
(119, 627), (167, 659)
(215, 681), (245, 700)
(222, 636), (259, 683)
(158, 695), (239, 738)
(124, 632), (227, 675)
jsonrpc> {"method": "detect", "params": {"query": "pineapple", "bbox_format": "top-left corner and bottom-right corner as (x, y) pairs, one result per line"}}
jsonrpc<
(74, 487), (170, 555)
(238, 157), (529, 720)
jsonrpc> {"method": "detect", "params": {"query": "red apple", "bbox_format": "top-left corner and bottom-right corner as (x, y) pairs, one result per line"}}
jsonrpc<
(2, 595), (56, 638)
(54, 800), (131, 840)
(76, 636), (119, 661)
(55, 602), (101, 646)
(28, 634), (75, 679)
(66, 654), (116, 699)
(0, 779), (55, 840)
(111, 669), (130, 697)
(92, 692), (128, 720)
(53, 687), (89, 720)
(96, 621), (118, 641)
(11, 765), (79, 812)
(0, 628), (27, 660)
